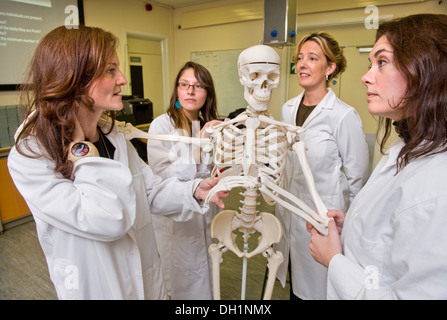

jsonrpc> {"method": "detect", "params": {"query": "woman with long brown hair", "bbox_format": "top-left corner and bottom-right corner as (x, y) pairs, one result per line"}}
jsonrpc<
(308, 14), (447, 299)
(147, 61), (220, 299)
(7, 26), (226, 299)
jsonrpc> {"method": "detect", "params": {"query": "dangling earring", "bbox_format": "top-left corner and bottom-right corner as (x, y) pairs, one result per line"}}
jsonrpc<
(326, 74), (329, 81)
(175, 100), (182, 109)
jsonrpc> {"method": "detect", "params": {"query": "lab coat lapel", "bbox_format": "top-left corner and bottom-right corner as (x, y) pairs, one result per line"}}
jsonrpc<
(98, 117), (130, 167)
(111, 130), (130, 167)
(303, 88), (336, 127)
(289, 92), (304, 125)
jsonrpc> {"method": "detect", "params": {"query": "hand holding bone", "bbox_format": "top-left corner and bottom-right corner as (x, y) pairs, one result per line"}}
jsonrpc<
(194, 177), (228, 209)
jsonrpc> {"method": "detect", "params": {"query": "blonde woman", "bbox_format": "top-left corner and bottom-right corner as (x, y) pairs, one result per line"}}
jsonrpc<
(275, 32), (370, 299)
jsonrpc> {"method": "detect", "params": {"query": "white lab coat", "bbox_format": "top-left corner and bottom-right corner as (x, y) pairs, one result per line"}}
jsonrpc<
(329, 140), (447, 299)
(275, 88), (370, 299)
(7, 116), (206, 300)
(147, 113), (216, 300)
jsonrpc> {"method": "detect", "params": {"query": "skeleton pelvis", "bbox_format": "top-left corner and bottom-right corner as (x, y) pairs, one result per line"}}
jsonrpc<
(210, 210), (282, 259)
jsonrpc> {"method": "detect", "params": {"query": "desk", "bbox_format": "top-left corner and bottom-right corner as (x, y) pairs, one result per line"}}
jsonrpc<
(0, 156), (31, 231)
(0, 123), (150, 231)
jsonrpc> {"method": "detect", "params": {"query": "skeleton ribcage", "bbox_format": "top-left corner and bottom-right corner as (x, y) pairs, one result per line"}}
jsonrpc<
(211, 121), (289, 204)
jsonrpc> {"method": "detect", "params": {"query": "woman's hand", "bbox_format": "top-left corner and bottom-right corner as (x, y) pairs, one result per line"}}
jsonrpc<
(327, 210), (345, 234)
(200, 120), (221, 139)
(306, 210), (346, 268)
(193, 120), (221, 163)
(194, 177), (229, 208)
(72, 112), (85, 143)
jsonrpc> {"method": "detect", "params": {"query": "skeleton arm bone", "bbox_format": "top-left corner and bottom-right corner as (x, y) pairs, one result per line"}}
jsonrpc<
(208, 113), (249, 131)
(116, 120), (212, 148)
(292, 141), (330, 224)
(258, 114), (303, 132)
(258, 114), (305, 144)
(204, 176), (259, 204)
(259, 177), (329, 235)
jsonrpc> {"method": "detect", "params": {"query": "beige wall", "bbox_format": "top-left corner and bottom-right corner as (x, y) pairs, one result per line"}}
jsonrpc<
(172, 0), (445, 124)
(0, 0), (175, 109)
(1, 0), (446, 125)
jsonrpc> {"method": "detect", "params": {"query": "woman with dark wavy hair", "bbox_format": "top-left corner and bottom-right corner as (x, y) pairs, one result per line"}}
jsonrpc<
(147, 61), (220, 299)
(308, 14), (447, 299)
(7, 25), (226, 299)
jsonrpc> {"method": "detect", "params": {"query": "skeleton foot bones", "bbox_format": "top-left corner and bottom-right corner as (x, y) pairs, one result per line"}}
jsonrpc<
(119, 45), (330, 300)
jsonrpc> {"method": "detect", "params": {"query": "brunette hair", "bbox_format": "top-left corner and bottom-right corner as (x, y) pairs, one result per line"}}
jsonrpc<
(375, 14), (447, 171)
(295, 32), (346, 85)
(16, 25), (118, 178)
(167, 61), (219, 136)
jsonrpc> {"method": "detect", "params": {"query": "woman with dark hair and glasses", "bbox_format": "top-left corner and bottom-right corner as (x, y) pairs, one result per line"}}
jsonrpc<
(147, 61), (220, 299)
(308, 14), (447, 299)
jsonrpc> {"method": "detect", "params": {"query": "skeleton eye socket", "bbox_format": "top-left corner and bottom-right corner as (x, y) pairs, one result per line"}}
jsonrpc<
(268, 73), (279, 81)
(249, 72), (259, 81)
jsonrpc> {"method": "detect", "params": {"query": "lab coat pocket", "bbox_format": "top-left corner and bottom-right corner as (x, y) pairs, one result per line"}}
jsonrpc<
(351, 222), (385, 283)
(131, 172), (153, 230)
(302, 130), (337, 165)
(142, 259), (167, 300)
(300, 129), (337, 186)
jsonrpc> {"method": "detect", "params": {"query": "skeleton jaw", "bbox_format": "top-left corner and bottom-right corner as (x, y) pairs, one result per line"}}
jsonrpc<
(245, 88), (270, 111)
(249, 88), (270, 102)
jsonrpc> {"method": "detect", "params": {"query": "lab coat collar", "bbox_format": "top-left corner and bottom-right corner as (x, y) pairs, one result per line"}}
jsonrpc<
(98, 115), (130, 167)
(374, 139), (405, 175)
(287, 88), (336, 127)
(304, 88), (336, 126)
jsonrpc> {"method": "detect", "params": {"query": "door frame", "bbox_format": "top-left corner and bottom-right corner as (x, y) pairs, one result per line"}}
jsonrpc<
(122, 30), (171, 112)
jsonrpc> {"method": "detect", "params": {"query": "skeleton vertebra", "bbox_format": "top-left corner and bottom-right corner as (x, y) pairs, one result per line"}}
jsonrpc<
(119, 45), (330, 300)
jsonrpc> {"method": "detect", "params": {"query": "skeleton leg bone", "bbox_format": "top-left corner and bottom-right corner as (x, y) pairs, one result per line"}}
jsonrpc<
(210, 210), (243, 257)
(208, 243), (228, 300)
(262, 247), (284, 300)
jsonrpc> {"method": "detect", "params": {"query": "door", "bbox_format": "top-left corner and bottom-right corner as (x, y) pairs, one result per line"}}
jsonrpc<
(127, 37), (164, 118)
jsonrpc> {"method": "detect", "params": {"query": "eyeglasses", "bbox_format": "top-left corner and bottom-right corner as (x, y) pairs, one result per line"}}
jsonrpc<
(177, 82), (207, 92)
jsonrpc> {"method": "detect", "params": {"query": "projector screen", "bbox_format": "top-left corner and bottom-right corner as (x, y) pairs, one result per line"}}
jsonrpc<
(0, 0), (84, 91)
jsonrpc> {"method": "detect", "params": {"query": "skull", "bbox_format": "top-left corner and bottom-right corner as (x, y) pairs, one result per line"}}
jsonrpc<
(238, 45), (280, 112)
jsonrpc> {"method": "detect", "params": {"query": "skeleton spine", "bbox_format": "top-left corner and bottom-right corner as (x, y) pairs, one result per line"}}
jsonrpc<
(239, 188), (259, 228)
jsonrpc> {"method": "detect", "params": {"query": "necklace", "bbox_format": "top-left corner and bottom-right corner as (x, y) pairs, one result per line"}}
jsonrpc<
(98, 129), (111, 159)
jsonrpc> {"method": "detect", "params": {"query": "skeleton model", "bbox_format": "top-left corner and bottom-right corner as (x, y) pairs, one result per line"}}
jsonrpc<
(122, 45), (330, 300)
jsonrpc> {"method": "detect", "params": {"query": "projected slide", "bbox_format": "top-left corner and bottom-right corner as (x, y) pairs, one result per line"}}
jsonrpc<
(0, 0), (81, 88)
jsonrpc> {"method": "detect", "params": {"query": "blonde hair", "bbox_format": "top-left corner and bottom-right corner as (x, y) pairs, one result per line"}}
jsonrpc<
(294, 32), (346, 84)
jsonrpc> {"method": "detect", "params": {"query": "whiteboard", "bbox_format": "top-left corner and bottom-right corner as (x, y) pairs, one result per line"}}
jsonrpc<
(191, 49), (247, 118)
